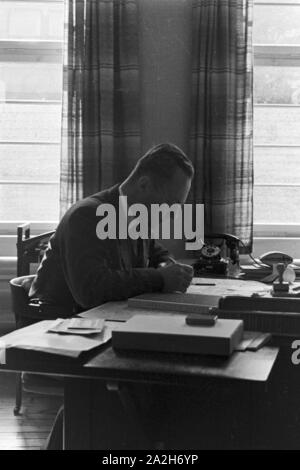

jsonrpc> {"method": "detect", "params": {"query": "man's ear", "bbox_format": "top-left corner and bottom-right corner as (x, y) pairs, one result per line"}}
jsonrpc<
(137, 175), (152, 193)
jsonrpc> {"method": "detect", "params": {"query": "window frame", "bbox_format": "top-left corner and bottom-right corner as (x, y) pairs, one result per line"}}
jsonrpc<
(253, 0), (300, 254)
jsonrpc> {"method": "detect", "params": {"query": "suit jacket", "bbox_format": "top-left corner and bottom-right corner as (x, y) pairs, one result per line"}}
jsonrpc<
(29, 184), (169, 313)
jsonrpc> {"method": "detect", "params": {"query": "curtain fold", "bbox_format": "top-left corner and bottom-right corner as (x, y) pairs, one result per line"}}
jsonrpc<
(190, 0), (253, 251)
(60, 0), (141, 216)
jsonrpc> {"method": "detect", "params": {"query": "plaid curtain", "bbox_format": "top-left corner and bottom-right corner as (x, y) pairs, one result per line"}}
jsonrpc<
(60, 0), (141, 216)
(190, 0), (253, 251)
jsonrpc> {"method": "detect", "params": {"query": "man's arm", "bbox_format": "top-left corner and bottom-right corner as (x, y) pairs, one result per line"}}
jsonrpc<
(149, 240), (171, 267)
(59, 208), (164, 309)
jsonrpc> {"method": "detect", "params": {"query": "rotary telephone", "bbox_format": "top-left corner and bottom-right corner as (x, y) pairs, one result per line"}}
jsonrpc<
(192, 232), (297, 281)
(193, 233), (240, 276)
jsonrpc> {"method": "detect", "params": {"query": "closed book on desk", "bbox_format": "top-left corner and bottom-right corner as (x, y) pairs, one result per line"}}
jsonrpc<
(128, 292), (219, 313)
(112, 315), (244, 356)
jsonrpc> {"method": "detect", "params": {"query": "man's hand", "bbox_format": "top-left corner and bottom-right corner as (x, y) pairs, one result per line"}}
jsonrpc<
(158, 263), (194, 293)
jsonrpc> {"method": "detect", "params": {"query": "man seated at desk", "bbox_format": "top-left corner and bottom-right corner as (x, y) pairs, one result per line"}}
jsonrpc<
(29, 143), (195, 450)
(28, 144), (271, 450)
(29, 143), (194, 314)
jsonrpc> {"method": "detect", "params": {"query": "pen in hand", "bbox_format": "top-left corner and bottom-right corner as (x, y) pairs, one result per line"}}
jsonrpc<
(158, 256), (176, 268)
(158, 258), (194, 293)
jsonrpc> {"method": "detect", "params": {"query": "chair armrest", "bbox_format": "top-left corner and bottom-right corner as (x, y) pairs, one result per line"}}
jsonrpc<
(27, 300), (73, 320)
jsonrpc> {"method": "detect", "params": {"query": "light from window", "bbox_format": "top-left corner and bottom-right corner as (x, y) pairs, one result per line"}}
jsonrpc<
(253, 0), (300, 227)
(0, 0), (64, 222)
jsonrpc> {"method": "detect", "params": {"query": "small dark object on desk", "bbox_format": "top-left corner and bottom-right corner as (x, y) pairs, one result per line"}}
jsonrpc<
(272, 263), (289, 293)
(192, 282), (216, 286)
(185, 314), (218, 326)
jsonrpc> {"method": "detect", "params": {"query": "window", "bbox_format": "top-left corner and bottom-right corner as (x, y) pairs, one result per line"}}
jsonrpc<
(253, 0), (300, 242)
(1, 1), (299, 258)
(0, 0), (64, 231)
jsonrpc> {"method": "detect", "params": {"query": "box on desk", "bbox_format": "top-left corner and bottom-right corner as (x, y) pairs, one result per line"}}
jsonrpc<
(214, 295), (300, 335)
(112, 314), (244, 356)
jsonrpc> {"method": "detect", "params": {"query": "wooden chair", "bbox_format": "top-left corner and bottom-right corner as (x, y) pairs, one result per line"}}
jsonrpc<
(10, 223), (64, 415)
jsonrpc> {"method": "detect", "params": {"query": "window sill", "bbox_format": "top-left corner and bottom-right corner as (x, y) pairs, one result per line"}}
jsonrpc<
(0, 223), (299, 262)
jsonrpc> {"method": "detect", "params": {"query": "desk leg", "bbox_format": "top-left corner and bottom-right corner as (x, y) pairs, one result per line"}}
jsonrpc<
(64, 377), (144, 449)
(64, 378), (92, 450)
(107, 381), (152, 449)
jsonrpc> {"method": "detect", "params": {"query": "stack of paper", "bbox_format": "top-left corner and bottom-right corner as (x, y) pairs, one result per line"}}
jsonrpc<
(48, 318), (105, 335)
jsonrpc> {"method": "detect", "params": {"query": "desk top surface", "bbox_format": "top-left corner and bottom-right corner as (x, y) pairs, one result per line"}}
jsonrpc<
(0, 279), (281, 384)
(80, 277), (272, 322)
(3, 343), (278, 384)
(84, 344), (279, 384)
(2, 323), (279, 385)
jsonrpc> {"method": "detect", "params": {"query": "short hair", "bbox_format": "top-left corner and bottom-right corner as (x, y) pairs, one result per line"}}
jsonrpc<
(132, 143), (194, 184)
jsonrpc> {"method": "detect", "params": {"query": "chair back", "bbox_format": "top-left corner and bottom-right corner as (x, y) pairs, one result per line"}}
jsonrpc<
(9, 275), (37, 328)
(17, 223), (55, 277)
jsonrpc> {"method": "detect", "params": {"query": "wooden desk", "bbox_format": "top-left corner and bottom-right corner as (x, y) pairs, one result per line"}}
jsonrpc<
(3, 341), (278, 384)
(2, 346), (279, 449)
(0, 301), (279, 449)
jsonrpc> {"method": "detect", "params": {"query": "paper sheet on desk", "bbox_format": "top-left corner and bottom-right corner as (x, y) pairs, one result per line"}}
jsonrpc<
(190, 277), (271, 296)
(79, 302), (197, 322)
(79, 279), (272, 322)
(0, 320), (112, 364)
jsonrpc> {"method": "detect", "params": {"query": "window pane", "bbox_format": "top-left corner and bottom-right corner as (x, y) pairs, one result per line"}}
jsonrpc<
(0, 103), (61, 142)
(254, 186), (300, 224)
(0, 62), (63, 100)
(0, 144), (60, 182)
(254, 105), (300, 145)
(254, 66), (300, 104)
(0, 183), (59, 221)
(254, 147), (300, 185)
(0, 2), (63, 225)
(254, 5), (300, 45)
(0, 1), (64, 40)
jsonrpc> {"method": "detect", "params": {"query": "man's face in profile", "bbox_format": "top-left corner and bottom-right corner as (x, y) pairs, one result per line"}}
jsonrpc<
(149, 168), (192, 236)
(149, 167), (192, 209)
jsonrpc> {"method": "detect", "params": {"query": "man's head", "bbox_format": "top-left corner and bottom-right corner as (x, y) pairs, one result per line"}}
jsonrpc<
(123, 143), (194, 209)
